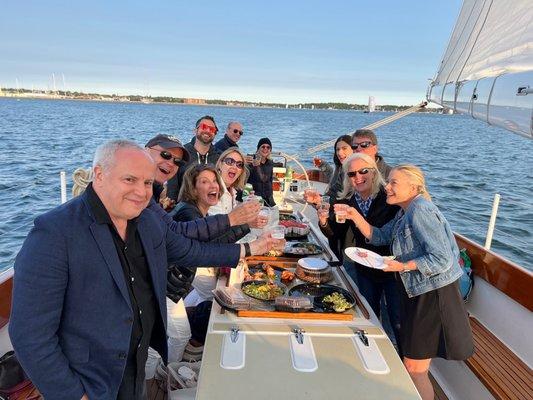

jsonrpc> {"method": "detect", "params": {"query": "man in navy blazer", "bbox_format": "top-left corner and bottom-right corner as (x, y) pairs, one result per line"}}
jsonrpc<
(9, 140), (272, 400)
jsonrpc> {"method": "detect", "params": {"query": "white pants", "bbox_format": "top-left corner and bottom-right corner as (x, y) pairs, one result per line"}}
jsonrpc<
(184, 267), (217, 307)
(166, 298), (191, 363)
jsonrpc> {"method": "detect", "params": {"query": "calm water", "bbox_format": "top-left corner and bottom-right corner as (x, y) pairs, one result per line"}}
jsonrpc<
(1, 98), (532, 271)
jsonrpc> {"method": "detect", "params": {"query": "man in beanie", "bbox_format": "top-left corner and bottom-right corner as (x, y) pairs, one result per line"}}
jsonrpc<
(145, 134), (190, 204)
(247, 137), (276, 206)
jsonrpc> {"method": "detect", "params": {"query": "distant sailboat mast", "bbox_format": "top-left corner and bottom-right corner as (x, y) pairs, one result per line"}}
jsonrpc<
(368, 96), (376, 112)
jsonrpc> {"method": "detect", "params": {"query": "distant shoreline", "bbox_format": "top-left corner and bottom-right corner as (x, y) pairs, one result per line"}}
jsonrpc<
(0, 89), (439, 113)
(0, 88), (434, 112)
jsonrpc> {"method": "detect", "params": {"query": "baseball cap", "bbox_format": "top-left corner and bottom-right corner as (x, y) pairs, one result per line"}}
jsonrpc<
(146, 134), (190, 162)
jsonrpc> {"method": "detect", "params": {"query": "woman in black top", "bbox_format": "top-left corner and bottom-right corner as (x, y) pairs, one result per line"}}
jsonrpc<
(247, 137), (275, 206)
(318, 153), (402, 348)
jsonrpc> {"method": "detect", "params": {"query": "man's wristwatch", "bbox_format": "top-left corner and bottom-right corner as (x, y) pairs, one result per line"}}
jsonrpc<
(244, 242), (252, 257)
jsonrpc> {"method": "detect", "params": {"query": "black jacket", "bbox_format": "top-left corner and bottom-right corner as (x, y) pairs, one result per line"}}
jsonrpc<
(247, 158), (275, 206)
(320, 187), (399, 282)
(214, 134), (238, 153)
(166, 201), (250, 302)
(166, 138), (221, 200)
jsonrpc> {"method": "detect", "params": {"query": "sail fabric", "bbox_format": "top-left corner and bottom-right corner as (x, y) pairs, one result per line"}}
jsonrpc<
(429, 0), (533, 138)
(433, 0), (533, 85)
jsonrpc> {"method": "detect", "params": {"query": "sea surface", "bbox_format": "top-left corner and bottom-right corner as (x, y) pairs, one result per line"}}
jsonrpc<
(1, 98), (532, 272)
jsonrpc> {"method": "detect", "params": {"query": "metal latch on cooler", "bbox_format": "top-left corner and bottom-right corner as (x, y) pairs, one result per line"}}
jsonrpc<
(230, 326), (240, 343)
(293, 327), (305, 344)
(356, 329), (369, 347)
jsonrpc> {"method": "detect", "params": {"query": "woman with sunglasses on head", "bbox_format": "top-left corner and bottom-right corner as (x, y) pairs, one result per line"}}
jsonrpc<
(210, 147), (268, 229)
(248, 137), (276, 206)
(340, 165), (473, 400)
(318, 153), (401, 348)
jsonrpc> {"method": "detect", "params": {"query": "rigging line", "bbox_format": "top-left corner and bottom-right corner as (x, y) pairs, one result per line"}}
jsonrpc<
(294, 102), (427, 158)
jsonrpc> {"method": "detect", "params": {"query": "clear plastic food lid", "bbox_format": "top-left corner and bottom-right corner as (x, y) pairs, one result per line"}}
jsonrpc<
(297, 257), (328, 270)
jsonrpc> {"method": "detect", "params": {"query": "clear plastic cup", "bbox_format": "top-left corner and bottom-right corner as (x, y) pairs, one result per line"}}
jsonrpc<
(271, 225), (285, 239)
(258, 207), (270, 225)
(335, 204), (348, 223)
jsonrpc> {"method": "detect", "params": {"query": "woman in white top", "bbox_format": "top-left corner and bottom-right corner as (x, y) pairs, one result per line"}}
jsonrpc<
(210, 147), (249, 215)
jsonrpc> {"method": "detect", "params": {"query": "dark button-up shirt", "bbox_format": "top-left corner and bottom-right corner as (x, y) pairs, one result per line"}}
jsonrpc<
(86, 183), (157, 400)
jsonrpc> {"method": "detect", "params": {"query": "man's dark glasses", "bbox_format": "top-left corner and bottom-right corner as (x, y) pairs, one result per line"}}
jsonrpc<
(232, 129), (243, 136)
(156, 150), (182, 166)
(351, 141), (373, 150)
(347, 168), (374, 177)
(223, 157), (244, 169)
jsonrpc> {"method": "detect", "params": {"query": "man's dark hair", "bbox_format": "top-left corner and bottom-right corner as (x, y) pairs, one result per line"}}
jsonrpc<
(333, 135), (353, 167)
(195, 115), (218, 132)
(352, 129), (378, 145)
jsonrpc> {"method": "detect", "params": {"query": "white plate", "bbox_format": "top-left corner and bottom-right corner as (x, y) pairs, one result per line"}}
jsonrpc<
(344, 247), (386, 270)
(297, 257), (328, 270)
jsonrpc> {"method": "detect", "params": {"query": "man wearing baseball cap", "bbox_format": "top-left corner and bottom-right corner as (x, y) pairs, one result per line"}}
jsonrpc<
(145, 134), (190, 203)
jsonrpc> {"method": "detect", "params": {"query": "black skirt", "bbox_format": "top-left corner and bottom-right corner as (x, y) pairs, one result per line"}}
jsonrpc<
(398, 279), (474, 360)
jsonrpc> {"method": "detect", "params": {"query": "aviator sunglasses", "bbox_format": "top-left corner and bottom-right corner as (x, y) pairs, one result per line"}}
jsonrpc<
(347, 168), (374, 177)
(232, 128), (243, 136)
(223, 157), (244, 169)
(351, 141), (374, 150)
(153, 149), (182, 166)
(198, 123), (218, 134)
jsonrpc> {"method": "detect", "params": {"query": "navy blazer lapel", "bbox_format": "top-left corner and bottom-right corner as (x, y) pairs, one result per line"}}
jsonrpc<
(137, 217), (163, 305)
(89, 222), (132, 310)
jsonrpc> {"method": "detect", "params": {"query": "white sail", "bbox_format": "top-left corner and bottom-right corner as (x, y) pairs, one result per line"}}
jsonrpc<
(428, 0), (533, 139)
(368, 96), (376, 112)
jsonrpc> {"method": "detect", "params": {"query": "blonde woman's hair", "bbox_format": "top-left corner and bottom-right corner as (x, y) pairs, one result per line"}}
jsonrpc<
(216, 147), (249, 190)
(178, 164), (224, 204)
(338, 153), (384, 200)
(392, 164), (432, 201)
(72, 167), (94, 197)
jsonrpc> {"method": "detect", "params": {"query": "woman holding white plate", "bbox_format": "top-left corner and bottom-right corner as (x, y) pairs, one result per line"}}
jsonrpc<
(341, 164), (473, 400)
(318, 153), (401, 346)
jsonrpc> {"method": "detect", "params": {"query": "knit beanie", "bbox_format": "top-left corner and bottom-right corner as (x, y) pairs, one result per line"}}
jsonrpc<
(257, 137), (272, 149)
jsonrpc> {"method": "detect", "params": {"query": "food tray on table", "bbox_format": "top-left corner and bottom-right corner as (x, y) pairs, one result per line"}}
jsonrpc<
(231, 259), (357, 320)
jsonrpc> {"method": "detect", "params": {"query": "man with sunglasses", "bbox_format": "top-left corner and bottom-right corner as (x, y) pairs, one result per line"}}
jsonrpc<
(167, 115), (222, 200)
(145, 134), (190, 204)
(214, 121), (244, 153)
(351, 129), (393, 178)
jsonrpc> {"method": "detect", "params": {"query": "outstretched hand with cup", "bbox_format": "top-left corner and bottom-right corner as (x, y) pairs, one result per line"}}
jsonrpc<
(228, 201), (261, 226)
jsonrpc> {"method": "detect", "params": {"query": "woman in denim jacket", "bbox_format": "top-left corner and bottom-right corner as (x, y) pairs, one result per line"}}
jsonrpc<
(340, 164), (473, 400)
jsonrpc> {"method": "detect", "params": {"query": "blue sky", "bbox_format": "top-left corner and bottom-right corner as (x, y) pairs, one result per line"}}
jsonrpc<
(1, 0), (462, 105)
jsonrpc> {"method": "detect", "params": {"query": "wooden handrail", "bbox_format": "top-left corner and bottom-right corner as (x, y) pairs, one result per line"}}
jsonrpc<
(455, 233), (533, 311)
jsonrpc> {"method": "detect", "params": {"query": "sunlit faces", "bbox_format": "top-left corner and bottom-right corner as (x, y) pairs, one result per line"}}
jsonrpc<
(93, 148), (156, 225)
(195, 119), (218, 145)
(352, 136), (377, 158)
(194, 170), (220, 210)
(147, 145), (183, 183)
(220, 151), (244, 187)
(258, 144), (271, 158)
(347, 158), (374, 198)
(385, 169), (419, 208)
(336, 140), (353, 164)
(226, 122), (243, 143)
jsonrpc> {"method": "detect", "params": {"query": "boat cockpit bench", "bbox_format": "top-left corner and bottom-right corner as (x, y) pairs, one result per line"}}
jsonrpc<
(466, 317), (533, 400)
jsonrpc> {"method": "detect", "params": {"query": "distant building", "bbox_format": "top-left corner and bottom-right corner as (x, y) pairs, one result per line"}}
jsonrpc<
(184, 98), (206, 104)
